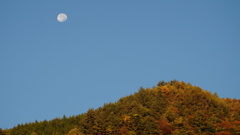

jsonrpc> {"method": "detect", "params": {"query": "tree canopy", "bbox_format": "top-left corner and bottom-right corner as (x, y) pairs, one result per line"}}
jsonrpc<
(2, 80), (240, 135)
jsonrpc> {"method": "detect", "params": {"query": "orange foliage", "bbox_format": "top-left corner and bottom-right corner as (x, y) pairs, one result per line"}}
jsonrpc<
(158, 120), (173, 135)
(215, 131), (231, 135)
(118, 126), (128, 135)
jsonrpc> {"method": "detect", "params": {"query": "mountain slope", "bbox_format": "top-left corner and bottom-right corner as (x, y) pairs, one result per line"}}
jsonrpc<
(2, 80), (240, 135)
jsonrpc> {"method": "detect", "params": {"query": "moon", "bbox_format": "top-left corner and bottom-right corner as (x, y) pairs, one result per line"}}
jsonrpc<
(57, 13), (67, 22)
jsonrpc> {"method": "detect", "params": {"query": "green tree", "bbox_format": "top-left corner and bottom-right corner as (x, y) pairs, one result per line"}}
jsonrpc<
(6, 80), (240, 135)
(82, 108), (96, 134)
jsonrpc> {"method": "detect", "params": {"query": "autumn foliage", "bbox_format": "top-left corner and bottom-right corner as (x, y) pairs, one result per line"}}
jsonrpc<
(1, 80), (240, 135)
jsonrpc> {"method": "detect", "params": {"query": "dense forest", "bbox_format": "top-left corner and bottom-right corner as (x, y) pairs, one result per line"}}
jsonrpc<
(1, 80), (240, 135)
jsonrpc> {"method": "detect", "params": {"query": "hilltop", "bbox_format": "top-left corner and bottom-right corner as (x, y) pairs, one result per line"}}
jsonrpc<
(1, 80), (240, 135)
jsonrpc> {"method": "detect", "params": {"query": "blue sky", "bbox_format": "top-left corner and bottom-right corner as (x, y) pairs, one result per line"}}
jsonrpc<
(1, 0), (240, 129)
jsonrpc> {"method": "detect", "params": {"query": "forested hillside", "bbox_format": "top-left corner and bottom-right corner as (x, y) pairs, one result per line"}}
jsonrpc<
(1, 80), (240, 135)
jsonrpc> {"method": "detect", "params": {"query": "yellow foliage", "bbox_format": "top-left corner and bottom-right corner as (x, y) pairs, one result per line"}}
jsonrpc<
(68, 128), (84, 135)
(124, 115), (131, 122)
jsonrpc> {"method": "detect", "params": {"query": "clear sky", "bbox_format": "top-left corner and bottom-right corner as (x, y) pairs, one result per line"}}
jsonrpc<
(1, 0), (240, 129)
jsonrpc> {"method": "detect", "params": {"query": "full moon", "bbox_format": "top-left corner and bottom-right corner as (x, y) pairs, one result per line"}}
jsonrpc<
(57, 13), (67, 22)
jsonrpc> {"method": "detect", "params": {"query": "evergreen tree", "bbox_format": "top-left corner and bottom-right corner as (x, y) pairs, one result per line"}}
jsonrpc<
(5, 80), (240, 135)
